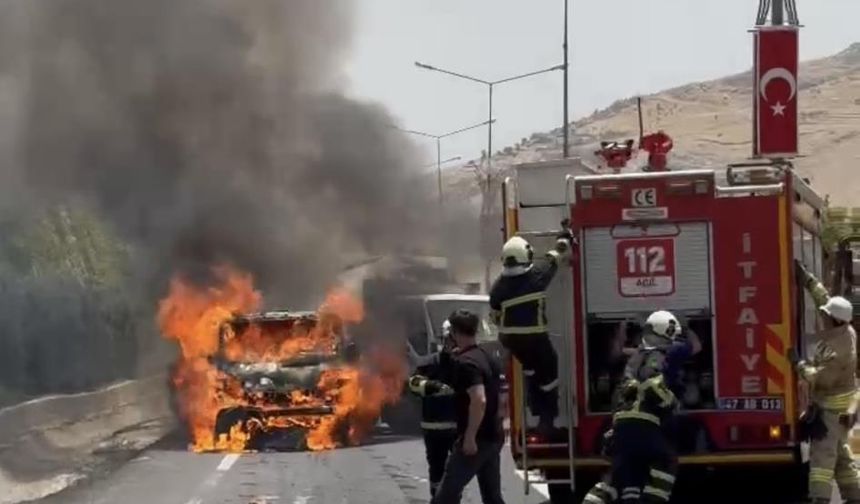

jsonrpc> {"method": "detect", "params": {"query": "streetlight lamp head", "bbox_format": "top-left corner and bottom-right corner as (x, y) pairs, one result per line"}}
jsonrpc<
(415, 61), (435, 70)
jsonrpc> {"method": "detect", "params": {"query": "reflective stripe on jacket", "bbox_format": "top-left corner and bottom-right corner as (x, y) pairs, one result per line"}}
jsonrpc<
(499, 291), (547, 334)
(613, 374), (678, 427)
(489, 258), (559, 337)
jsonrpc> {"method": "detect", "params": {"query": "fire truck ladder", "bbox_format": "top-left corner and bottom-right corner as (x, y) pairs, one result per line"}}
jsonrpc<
(503, 175), (578, 497)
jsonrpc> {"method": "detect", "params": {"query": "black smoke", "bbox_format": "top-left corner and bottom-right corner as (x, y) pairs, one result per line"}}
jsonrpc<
(2, 0), (435, 304)
(0, 0), (440, 398)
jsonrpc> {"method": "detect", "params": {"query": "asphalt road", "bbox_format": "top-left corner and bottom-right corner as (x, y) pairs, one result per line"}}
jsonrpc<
(34, 427), (849, 504)
(39, 430), (550, 504)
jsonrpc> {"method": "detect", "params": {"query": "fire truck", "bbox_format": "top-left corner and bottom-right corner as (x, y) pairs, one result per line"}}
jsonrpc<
(501, 157), (826, 502)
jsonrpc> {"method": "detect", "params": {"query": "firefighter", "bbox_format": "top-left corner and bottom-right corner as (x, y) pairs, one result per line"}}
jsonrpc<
(582, 310), (685, 504)
(408, 320), (459, 499)
(489, 227), (572, 436)
(795, 261), (860, 504)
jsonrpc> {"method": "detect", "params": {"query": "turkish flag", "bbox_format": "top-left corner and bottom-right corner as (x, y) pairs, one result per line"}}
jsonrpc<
(753, 27), (799, 157)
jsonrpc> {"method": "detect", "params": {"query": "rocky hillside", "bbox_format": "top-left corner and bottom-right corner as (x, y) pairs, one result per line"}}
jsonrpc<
(448, 42), (860, 206)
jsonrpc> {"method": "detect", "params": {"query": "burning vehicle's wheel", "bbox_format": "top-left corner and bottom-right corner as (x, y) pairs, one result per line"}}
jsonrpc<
(214, 406), (264, 450)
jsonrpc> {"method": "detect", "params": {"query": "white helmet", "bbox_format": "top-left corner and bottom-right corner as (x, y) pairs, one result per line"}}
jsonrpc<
(501, 236), (533, 273)
(643, 310), (679, 348)
(820, 296), (853, 323)
(441, 319), (452, 340)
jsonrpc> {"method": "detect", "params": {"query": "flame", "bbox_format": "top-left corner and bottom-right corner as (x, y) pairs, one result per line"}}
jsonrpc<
(158, 265), (405, 453)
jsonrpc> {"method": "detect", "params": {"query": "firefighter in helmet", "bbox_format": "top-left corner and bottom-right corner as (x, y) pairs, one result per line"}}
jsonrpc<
(795, 261), (860, 504)
(408, 319), (459, 499)
(583, 310), (697, 504)
(489, 227), (572, 437)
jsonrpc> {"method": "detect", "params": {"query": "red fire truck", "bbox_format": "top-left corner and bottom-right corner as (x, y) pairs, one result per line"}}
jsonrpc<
(502, 158), (826, 502)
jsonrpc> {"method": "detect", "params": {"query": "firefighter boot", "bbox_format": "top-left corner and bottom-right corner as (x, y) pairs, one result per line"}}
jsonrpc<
(530, 385), (564, 441)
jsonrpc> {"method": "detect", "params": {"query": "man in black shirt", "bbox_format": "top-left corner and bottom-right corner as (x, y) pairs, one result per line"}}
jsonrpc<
(431, 309), (506, 504)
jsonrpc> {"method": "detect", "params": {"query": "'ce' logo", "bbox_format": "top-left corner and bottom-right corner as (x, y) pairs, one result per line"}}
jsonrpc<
(632, 188), (657, 207)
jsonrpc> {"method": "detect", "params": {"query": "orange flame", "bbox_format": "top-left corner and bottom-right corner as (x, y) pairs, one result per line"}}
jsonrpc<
(158, 265), (405, 453)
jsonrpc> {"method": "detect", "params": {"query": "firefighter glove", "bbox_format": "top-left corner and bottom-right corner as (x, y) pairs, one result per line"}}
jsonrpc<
(601, 429), (615, 456)
(553, 238), (571, 259)
(797, 362), (820, 382)
(408, 375), (427, 395)
(787, 347), (801, 367)
(794, 259), (809, 280)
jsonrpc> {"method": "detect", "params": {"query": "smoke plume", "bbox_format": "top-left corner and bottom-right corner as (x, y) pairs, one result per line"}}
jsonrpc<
(0, 0), (436, 306)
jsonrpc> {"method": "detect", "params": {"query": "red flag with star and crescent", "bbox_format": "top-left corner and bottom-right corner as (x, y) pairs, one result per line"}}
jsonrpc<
(753, 27), (799, 157)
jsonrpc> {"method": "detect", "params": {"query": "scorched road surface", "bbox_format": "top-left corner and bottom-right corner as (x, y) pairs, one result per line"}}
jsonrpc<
(38, 430), (550, 504)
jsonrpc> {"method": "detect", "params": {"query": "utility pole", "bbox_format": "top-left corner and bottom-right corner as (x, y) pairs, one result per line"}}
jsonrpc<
(436, 139), (443, 209)
(488, 84), (494, 187)
(562, 0), (570, 158)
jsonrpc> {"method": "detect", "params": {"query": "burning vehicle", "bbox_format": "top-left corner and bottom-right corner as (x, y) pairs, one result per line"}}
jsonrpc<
(211, 310), (359, 451)
(159, 266), (405, 454)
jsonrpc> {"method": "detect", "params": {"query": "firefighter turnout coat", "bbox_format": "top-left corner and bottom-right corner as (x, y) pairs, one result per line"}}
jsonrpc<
(797, 268), (860, 502)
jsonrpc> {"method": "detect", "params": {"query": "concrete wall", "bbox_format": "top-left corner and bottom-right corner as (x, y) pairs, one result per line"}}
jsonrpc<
(0, 375), (174, 503)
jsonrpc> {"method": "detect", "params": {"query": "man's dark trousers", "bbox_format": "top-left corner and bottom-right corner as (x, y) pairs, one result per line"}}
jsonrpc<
(431, 439), (506, 504)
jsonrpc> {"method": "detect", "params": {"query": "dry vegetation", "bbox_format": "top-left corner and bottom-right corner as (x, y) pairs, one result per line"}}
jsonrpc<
(447, 42), (860, 206)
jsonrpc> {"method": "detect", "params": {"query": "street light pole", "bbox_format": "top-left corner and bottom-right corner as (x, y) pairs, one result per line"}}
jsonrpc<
(436, 138), (443, 208)
(414, 61), (564, 178)
(487, 84), (493, 190)
(395, 119), (495, 206)
(563, 0), (570, 158)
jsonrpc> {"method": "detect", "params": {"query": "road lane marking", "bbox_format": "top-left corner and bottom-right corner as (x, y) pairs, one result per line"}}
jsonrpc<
(185, 454), (241, 504)
(217, 453), (240, 471)
(250, 497), (280, 504)
(292, 497), (309, 504)
(514, 469), (550, 499)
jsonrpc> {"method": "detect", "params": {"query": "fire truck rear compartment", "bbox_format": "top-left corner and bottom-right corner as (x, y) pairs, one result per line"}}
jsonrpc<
(582, 221), (716, 414)
(585, 317), (716, 413)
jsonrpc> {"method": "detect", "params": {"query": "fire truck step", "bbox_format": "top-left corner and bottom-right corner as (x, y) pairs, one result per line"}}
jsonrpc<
(515, 230), (563, 237)
(529, 478), (572, 485)
(524, 442), (569, 449)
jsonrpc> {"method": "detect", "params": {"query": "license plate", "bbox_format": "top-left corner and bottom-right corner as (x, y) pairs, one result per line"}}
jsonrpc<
(718, 397), (784, 411)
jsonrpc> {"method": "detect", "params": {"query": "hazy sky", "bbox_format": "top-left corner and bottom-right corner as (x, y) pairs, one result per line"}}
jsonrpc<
(344, 0), (860, 167)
